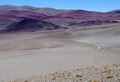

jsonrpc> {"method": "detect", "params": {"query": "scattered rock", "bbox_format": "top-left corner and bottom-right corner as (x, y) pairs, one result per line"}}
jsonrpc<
(105, 75), (113, 79)
(13, 80), (17, 82)
(51, 74), (57, 80)
(91, 80), (99, 82)
(76, 75), (82, 78)
(106, 68), (112, 73)
(24, 80), (28, 82)
(9, 64), (120, 82)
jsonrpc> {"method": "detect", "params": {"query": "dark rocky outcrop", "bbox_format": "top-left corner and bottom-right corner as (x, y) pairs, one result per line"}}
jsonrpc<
(68, 20), (119, 26)
(0, 18), (15, 30)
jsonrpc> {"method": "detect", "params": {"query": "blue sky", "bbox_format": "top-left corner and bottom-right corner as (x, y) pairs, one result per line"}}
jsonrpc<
(0, 0), (119, 12)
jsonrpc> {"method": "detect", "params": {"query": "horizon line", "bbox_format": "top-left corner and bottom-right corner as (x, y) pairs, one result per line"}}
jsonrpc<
(0, 4), (119, 12)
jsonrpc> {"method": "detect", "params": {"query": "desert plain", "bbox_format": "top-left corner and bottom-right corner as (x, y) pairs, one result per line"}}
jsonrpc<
(0, 24), (120, 82)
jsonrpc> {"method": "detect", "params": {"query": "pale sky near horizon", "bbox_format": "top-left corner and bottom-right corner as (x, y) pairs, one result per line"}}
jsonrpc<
(0, 0), (119, 12)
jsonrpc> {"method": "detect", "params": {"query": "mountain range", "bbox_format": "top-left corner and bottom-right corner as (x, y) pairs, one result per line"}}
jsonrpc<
(0, 5), (120, 32)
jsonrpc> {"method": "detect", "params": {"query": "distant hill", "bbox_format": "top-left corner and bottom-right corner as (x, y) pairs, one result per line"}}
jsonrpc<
(0, 10), (47, 20)
(108, 10), (120, 14)
(0, 5), (119, 32)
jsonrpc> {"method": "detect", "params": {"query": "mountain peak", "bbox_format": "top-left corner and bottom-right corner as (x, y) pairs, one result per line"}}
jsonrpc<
(109, 9), (120, 14)
(0, 4), (17, 10)
(0, 4), (17, 8)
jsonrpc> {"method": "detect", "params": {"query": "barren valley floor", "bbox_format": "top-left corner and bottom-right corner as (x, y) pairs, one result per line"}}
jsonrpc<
(0, 24), (120, 81)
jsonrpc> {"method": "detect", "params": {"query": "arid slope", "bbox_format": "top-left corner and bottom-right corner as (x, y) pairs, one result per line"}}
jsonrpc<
(0, 24), (120, 81)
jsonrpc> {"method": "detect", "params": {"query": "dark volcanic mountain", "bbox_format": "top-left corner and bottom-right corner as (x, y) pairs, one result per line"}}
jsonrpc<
(0, 18), (15, 30)
(1, 18), (62, 32)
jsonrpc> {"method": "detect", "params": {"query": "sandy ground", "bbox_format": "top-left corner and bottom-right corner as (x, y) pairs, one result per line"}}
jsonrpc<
(0, 24), (120, 81)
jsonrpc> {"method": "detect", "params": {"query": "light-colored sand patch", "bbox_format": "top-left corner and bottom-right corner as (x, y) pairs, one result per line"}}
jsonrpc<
(0, 37), (120, 80)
